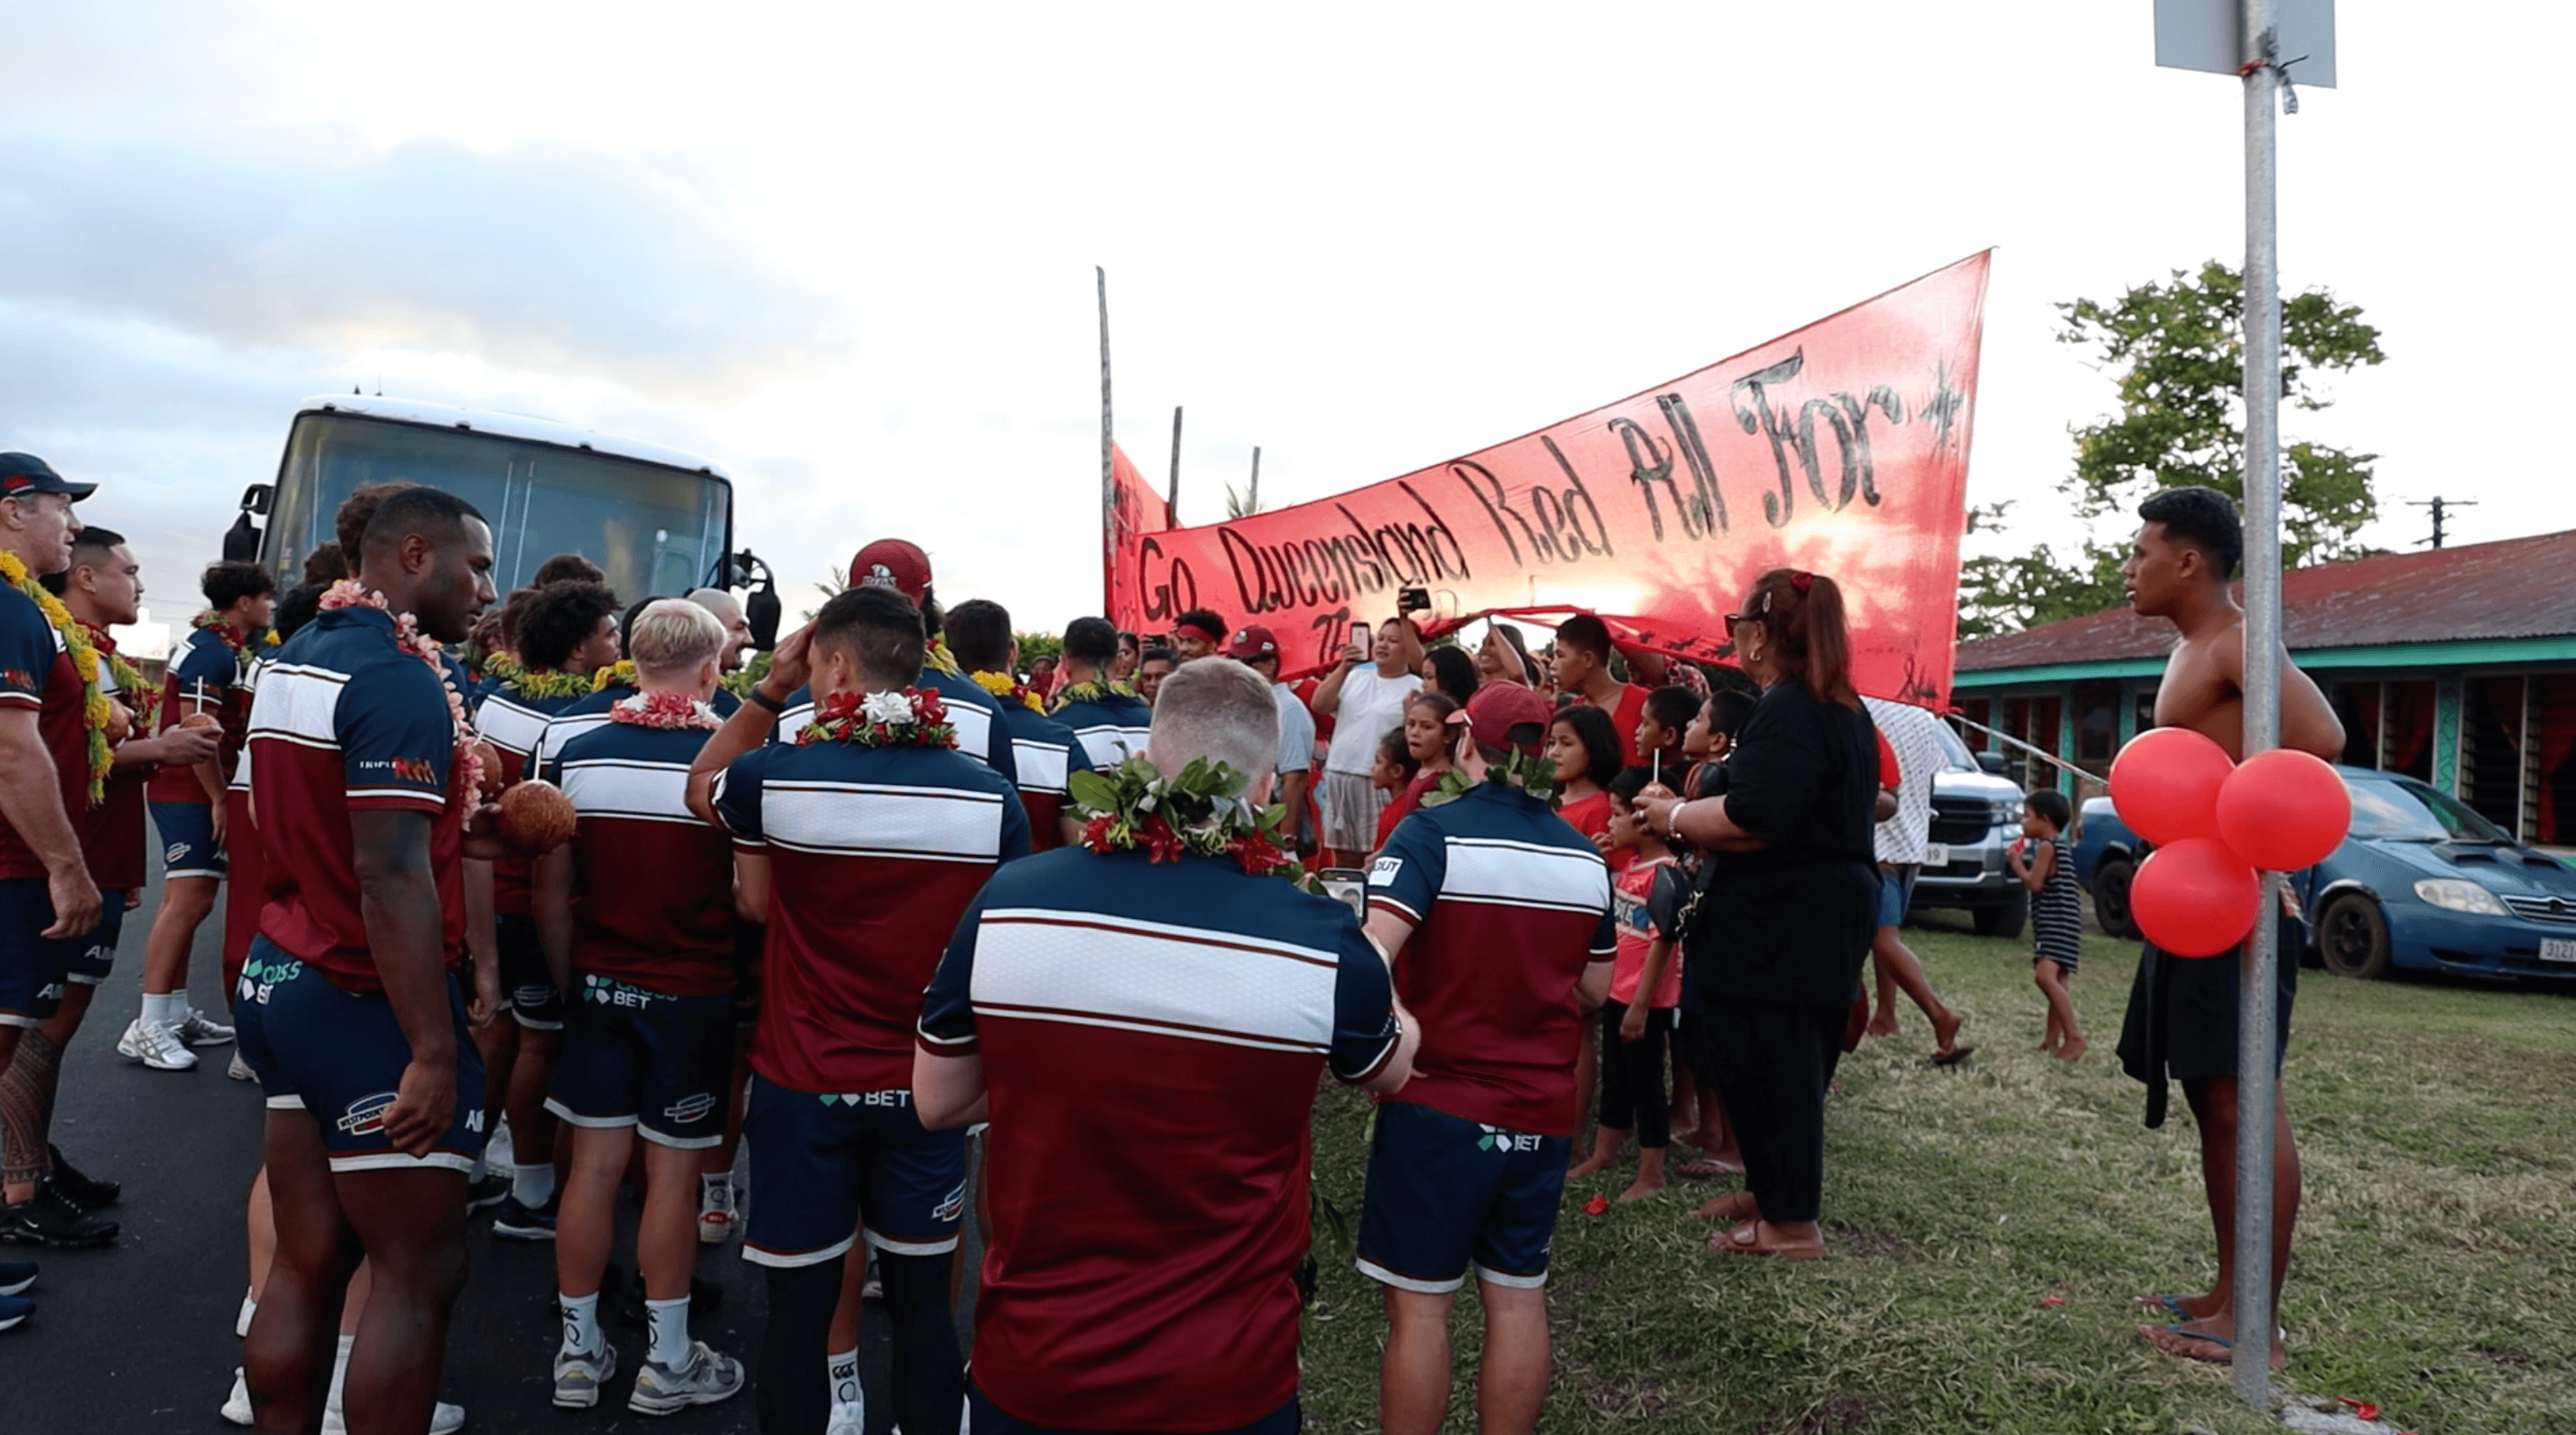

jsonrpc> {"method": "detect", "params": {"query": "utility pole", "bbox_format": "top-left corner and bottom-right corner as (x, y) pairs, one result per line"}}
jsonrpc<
(1098, 267), (1114, 615)
(1168, 406), (1183, 522)
(2406, 496), (2476, 549)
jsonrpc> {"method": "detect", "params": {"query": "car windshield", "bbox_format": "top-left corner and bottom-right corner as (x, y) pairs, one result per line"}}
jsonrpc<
(268, 412), (730, 599)
(1932, 718), (1979, 773)
(2346, 775), (2514, 843)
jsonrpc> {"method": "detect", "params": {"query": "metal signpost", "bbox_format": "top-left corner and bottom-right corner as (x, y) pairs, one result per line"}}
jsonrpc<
(2154, 0), (2335, 1406)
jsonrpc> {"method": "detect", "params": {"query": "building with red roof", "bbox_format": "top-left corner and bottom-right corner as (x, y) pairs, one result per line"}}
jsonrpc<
(1952, 529), (2576, 847)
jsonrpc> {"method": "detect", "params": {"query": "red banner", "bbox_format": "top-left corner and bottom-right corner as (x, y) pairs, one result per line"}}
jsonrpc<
(1109, 253), (1989, 705)
(1104, 441), (1170, 620)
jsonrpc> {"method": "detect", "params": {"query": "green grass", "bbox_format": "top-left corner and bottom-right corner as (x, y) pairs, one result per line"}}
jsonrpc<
(1295, 921), (2576, 1433)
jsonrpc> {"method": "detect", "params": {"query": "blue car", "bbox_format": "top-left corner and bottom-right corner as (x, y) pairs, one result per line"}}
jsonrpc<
(2072, 766), (2576, 982)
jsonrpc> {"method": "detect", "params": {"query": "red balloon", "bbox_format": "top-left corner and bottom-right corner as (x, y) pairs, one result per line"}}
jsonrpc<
(2109, 727), (2236, 847)
(2217, 749), (2352, 871)
(2129, 837), (2261, 959)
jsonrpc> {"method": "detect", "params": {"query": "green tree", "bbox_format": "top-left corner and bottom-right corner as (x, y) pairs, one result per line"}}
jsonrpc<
(1960, 261), (2384, 639)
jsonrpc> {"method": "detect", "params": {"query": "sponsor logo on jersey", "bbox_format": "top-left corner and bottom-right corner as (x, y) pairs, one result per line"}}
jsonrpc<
(165, 842), (189, 865)
(1370, 856), (1403, 884)
(338, 1092), (400, 1137)
(663, 1092), (718, 1126)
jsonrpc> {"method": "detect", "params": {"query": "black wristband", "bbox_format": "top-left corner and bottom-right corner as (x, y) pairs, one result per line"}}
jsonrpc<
(747, 687), (786, 715)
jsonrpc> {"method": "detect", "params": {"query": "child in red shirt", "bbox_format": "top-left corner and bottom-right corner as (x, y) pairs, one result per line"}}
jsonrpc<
(1568, 767), (1685, 1200)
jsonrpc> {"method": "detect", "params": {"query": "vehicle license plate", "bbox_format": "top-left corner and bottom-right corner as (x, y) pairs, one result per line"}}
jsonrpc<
(1923, 843), (1951, 868)
(2541, 938), (2576, 964)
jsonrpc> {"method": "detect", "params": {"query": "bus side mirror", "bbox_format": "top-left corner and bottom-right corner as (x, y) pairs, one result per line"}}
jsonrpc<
(221, 511), (261, 564)
(239, 483), (274, 517)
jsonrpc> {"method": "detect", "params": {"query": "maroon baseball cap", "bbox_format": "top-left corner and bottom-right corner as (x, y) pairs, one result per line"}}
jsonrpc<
(1223, 624), (1279, 661)
(849, 539), (931, 603)
(1458, 682), (1553, 756)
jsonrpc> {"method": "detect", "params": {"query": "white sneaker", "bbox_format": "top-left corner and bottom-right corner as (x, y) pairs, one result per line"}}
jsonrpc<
(176, 1005), (237, 1047)
(554, 1341), (619, 1409)
(322, 1398), (464, 1434)
(220, 1368), (252, 1426)
(698, 1181), (738, 1245)
(227, 1050), (257, 1082)
(628, 1340), (746, 1414)
(116, 1018), (199, 1071)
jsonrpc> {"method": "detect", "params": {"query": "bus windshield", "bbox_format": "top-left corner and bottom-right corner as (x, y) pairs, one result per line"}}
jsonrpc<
(265, 411), (730, 598)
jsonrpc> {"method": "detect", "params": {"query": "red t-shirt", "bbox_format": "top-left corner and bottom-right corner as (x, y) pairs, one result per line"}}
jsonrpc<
(537, 718), (738, 996)
(1876, 727), (1900, 791)
(82, 625), (150, 893)
(148, 622), (254, 804)
(249, 607), (469, 993)
(716, 740), (1031, 1094)
(1366, 783), (1616, 1137)
(473, 683), (591, 917)
(1587, 682), (1653, 769)
(1611, 856), (1684, 1007)
(0, 587), (96, 882)
(1374, 771), (1440, 851)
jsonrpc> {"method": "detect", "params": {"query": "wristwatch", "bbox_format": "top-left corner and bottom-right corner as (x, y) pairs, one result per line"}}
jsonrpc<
(747, 687), (787, 715)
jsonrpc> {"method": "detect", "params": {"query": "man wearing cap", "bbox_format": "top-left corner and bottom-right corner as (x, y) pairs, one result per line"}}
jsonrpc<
(1225, 625), (1316, 857)
(1359, 681), (1615, 1435)
(770, 541), (1018, 789)
(0, 453), (120, 1254)
(1172, 610), (1228, 665)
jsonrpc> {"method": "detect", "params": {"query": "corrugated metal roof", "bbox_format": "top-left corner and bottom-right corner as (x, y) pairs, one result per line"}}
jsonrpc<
(1957, 527), (2576, 673)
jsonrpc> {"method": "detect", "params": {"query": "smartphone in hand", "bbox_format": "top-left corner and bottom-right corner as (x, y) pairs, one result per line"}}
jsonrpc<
(1348, 621), (1372, 665)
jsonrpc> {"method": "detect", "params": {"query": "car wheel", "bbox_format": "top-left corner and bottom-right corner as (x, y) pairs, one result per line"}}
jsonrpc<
(2316, 893), (2392, 980)
(1973, 888), (2030, 940)
(2092, 857), (2137, 940)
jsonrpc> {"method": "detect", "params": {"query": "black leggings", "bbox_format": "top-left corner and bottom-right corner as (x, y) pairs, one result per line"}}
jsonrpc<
(1701, 996), (1848, 1224)
(1596, 1001), (1671, 1149)
(759, 1250), (961, 1434)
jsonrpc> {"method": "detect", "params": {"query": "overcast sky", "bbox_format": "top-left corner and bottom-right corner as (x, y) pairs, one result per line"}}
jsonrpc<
(4, 2), (2564, 639)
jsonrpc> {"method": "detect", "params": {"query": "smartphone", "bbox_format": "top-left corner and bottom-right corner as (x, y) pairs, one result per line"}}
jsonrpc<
(1349, 621), (1372, 655)
(1397, 586), (1432, 614)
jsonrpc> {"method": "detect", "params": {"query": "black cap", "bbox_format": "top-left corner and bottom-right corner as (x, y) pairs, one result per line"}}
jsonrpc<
(0, 453), (95, 502)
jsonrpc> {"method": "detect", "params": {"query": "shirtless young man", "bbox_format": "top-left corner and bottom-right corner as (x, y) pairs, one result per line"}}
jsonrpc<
(2112, 486), (2343, 1370)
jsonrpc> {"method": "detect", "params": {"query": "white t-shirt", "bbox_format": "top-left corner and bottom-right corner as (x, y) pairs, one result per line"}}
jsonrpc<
(1863, 696), (1946, 866)
(1322, 666), (1422, 775)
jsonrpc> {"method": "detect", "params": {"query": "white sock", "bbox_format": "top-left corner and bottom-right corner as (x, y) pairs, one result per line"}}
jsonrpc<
(514, 1162), (556, 1208)
(644, 1297), (690, 1368)
(141, 991), (181, 1028)
(701, 1171), (727, 1202)
(171, 988), (193, 1019)
(558, 1292), (601, 1356)
(237, 1290), (258, 1339)
(326, 1334), (355, 1409)
(828, 1347), (861, 1409)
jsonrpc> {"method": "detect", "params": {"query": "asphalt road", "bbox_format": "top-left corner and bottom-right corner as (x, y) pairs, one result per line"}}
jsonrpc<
(10, 849), (931, 1434)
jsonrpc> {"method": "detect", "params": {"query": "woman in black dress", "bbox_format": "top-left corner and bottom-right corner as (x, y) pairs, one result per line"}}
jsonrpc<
(1634, 569), (1881, 1260)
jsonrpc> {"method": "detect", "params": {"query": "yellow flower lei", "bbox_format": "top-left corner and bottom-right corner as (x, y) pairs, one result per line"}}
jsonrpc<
(924, 636), (961, 679)
(504, 664), (593, 701)
(0, 549), (112, 804)
(591, 659), (639, 692)
(969, 669), (1044, 713)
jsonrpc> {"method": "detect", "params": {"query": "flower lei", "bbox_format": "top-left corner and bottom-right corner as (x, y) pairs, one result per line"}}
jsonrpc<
(319, 579), (483, 799)
(610, 690), (721, 731)
(0, 550), (112, 804)
(478, 652), (524, 688)
(969, 669), (1044, 713)
(504, 664), (593, 701)
(1421, 745), (1561, 810)
(79, 623), (146, 725)
(924, 636), (961, 679)
(1068, 755), (1314, 885)
(796, 687), (957, 749)
(192, 610), (267, 671)
(1049, 677), (1138, 713)
(590, 659), (639, 692)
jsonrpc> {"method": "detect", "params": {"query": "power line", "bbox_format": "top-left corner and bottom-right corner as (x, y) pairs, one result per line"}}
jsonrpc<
(2404, 496), (2477, 549)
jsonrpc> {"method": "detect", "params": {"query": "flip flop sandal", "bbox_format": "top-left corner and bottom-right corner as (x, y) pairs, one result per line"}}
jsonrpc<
(2148, 1323), (2286, 1362)
(1676, 1158), (1744, 1180)
(1710, 1220), (1825, 1261)
(1930, 1045), (1977, 1067)
(2138, 1293), (2196, 1319)
(1691, 1191), (1759, 1224)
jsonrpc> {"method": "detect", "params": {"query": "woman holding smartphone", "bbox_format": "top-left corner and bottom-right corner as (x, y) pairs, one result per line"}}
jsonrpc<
(1309, 613), (1425, 869)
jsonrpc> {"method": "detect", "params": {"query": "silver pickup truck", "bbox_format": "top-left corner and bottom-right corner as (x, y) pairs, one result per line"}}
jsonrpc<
(1904, 719), (2034, 939)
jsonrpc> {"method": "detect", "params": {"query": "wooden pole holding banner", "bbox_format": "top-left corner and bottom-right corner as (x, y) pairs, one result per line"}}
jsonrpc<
(2231, 0), (2286, 1405)
(1169, 406), (1183, 525)
(1099, 267), (1114, 616)
(1247, 446), (1260, 513)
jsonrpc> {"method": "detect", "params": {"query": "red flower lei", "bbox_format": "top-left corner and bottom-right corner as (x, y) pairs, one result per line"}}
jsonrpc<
(795, 687), (959, 749)
(610, 690), (721, 731)
(319, 580), (483, 798)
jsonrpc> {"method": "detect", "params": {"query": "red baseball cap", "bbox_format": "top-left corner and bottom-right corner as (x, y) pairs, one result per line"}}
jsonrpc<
(1223, 624), (1279, 661)
(1459, 682), (1554, 756)
(849, 539), (932, 603)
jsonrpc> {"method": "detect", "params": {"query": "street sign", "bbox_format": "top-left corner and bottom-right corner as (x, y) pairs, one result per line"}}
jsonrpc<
(2155, 0), (2337, 87)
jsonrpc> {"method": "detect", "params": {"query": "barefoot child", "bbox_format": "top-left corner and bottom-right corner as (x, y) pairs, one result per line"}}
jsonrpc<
(2010, 788), (2085, 1061)
(1568, 768), (1687, 1199)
